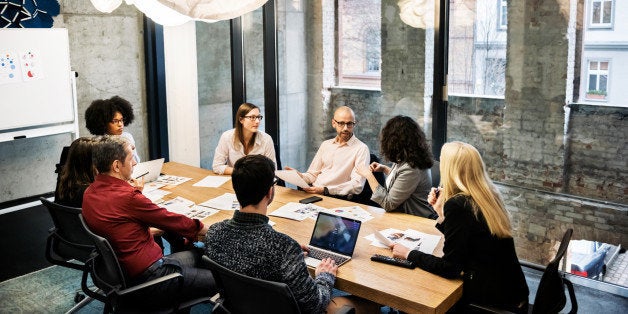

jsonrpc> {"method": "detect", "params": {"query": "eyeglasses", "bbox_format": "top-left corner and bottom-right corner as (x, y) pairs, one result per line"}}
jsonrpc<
(333, 119), (356, 128)
(243, 115), (263, 121)
(110, 118), (125, 124)
(272, 178), (279, 186)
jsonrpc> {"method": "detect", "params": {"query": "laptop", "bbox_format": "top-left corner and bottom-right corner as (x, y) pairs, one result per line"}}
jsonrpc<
(131, 158), (165, 182)
(304, 212), (362, 268)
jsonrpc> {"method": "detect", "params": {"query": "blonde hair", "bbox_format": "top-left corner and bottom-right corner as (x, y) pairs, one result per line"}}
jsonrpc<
(439, 141), (512, 238)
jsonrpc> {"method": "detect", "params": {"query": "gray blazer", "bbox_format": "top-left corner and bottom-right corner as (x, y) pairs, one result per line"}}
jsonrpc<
(371, 162), (437, 218)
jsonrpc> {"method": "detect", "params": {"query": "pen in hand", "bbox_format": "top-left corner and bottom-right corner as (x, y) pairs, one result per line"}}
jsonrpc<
(135, 171), (149, 180)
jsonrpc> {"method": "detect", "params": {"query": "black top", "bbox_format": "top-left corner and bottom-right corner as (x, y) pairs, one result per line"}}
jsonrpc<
(407, 195), (529, 310)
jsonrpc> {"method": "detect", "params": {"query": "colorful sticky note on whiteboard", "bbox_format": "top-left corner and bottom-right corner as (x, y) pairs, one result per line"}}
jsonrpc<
(20, 50), (45, 81)
(0, 52), (21, 85)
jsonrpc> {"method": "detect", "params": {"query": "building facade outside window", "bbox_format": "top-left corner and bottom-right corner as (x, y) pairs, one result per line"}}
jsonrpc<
(585, 60), (610, 101)
(338, 0), (381, 88)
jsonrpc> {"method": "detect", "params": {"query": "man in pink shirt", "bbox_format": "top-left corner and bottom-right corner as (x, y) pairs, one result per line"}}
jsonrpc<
(82, 135), (216, 308)
(286, 106), (370, 199)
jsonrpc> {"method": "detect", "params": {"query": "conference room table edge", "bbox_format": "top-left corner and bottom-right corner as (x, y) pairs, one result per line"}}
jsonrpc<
(161, 161), (463, 314)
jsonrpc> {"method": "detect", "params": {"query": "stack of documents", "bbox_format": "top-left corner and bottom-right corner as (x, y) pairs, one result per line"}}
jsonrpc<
(161, 196), (219, 220)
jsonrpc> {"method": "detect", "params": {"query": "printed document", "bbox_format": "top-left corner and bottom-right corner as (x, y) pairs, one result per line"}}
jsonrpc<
(275, 170), (310, 189)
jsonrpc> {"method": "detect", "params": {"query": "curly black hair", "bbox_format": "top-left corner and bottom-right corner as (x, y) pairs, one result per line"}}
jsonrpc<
(380, 115), (433, 169)
(85, 96), (135, 135)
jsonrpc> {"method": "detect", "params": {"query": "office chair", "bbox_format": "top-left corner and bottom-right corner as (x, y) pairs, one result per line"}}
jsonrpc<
(78, 214), (212, 313)
(40, 197), (99, 311)
(201, 256), (355, 314)
(468, 228), (578, 314)
(430, 160), (440, 188)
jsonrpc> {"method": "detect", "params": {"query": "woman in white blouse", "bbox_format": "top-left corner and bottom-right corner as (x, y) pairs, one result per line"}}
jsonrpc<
(212, 103), (277, 175)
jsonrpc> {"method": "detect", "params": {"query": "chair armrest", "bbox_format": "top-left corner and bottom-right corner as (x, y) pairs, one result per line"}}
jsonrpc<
(118, 272), (183, 296)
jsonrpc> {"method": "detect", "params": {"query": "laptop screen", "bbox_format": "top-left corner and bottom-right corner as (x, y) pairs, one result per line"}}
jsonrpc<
(309, 212), (362, 257)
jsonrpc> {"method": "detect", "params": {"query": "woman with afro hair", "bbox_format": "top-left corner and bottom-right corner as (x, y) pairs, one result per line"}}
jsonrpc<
(85, 96), (140, 162)
(355, 115), (437, 218)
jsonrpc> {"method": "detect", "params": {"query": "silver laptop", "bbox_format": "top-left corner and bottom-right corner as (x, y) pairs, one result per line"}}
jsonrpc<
(131, 158), (165, 182)
(304, 212), (362, 268)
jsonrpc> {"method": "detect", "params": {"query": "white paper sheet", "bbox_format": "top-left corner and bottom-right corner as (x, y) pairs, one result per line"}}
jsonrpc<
(199, 193), (240, 211)
(322, 205), (374, 222)
(192, 175), (231, 188)
(155, 175), (192, 186)
(274, 170), (310, 189)
(269, 202), (327, 221)
(366, 228), (442, 254)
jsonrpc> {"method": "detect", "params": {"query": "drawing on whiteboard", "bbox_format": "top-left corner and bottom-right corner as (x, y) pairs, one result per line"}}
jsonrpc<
(0, 52), (21, 85)
(20, 50), (44, 81)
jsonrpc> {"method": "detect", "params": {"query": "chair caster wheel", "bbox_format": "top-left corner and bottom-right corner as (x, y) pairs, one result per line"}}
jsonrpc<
(74, 292), (86, 303)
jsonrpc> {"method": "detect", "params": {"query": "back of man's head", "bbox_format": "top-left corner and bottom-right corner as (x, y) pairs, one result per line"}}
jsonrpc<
(232, 155), (275, 207)
(92, 135), (129, 174)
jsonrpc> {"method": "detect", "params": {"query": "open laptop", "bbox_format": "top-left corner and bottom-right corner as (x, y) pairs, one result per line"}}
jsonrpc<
(304, 212), (362, 268)
(131, 158), (165, 182)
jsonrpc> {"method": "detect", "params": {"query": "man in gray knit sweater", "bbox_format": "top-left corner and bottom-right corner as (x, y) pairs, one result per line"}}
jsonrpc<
(204, 155), (339, 313)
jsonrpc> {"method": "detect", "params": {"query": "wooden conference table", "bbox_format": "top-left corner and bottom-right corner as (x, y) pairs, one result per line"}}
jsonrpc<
(161, 162), (462, 314)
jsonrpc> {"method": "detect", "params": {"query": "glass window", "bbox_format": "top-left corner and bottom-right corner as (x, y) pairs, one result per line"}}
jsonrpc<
(590, 0), (613, 27)
(338, 0), (381, 88)
(499, 0), (508, 30)
(585, 60), (609, 101)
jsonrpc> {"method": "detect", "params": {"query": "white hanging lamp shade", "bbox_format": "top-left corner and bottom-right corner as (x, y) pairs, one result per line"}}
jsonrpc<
(90, 0), (123, 13)
(398, 0), (427, 29)
(125, 0), (192, 26)
(156, 0), (269, 21)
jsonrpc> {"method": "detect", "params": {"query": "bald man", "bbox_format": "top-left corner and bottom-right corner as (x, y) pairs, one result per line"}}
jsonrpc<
(286, 106), (370, 199)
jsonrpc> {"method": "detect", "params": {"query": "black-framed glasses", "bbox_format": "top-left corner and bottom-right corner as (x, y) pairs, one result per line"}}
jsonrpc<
(333, 119), (356, 128)
(272, 178), (279, 186)
(243, 115), (263, 121)
(110, 118), (125, 124)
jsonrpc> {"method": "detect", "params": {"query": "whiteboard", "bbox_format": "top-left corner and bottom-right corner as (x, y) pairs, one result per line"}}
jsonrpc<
(0, 28), (74, 132)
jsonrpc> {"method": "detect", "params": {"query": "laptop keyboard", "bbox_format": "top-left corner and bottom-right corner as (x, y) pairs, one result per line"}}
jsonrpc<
(308, 247), (349, 265)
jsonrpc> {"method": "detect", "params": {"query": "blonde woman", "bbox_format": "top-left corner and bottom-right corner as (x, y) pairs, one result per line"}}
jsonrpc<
(212, 103), (276, 175)
(391, 142), (529, 313)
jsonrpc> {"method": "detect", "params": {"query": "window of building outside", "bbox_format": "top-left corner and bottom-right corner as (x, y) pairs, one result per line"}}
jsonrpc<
(337, 0), (381, 89)
(590, 0), (613, 28)
(585, 60), (609, 101)
(498, 0), (507, 30)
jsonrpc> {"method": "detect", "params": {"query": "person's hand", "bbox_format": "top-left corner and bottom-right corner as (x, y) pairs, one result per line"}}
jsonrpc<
(427, 187), (440, 205)
(303, 186), (324, 194)
(392, 243), (411, 260)
(355, 164), (372, 178)
(315, 258), (338, 277)
(428, 188), (445, 223)
(129, 177), (145, 192)
(149, 227), (164, 236)
(369, 162), (385, 172)
(300, 243), (310, 256)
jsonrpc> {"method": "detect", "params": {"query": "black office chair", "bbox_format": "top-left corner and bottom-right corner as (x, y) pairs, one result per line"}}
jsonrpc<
(202, 256), (301, 314)
(468, 228), (578, 314)
(201, 256), (354, 314)
(78, 214), (213, 313)
(40, 197), (99, 310)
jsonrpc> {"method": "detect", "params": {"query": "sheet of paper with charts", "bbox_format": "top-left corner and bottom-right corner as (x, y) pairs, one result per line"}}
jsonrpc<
(162, 196), (219, 220)
(198, 193), (240, 211)
(366, 228), (442, 255)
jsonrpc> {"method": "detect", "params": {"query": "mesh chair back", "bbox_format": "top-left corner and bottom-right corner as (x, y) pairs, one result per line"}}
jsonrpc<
(532, 228), (573, 314)
(41, 197), (94, 267)
(79, 214), (129, 291)
(202, 256), (301, 314)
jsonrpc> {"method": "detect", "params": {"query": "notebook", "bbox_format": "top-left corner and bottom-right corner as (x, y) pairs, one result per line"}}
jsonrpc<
(131, 158), (165, 182)
(304, 212), (362, 268)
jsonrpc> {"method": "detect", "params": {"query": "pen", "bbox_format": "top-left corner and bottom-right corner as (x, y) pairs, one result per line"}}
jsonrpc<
(135, 171), (149, 179)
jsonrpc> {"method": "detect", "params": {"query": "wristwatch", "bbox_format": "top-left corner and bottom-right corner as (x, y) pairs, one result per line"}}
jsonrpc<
(323, 187), (329, 196)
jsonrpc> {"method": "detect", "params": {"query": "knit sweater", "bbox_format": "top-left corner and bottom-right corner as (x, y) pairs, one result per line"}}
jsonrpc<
(204, 211), (335, 314)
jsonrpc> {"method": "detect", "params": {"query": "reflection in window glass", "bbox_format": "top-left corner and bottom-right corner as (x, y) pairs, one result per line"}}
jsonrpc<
(338, 0), (381, 88)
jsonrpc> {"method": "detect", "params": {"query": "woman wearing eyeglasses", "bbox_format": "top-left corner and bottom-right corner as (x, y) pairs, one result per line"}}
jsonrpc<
(85, 95), (140, 163)
(212, 103), (276, 175)
(356, 115), (437, 218)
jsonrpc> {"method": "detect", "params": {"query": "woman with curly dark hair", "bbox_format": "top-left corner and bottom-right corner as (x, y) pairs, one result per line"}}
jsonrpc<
(85, 95), (140, 162)
(356, 115), (437, 218)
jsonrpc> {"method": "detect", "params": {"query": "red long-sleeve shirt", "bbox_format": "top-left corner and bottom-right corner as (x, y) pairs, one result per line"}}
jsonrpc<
(82, 174), (203, 278)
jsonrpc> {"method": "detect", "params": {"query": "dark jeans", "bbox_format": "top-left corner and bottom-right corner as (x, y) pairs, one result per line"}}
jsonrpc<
(131, 250), (216, 308)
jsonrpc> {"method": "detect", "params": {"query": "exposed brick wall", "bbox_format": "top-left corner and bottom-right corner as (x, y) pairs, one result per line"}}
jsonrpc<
(566, 104), (627, 204)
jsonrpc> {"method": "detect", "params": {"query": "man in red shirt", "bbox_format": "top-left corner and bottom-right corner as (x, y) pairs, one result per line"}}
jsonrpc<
(82, 135), (215, 307)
